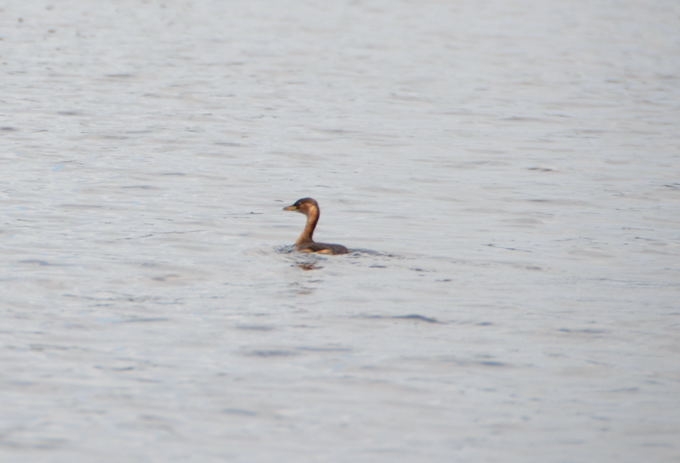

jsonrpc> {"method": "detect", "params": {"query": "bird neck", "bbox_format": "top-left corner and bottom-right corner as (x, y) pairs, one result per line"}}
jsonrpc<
(297, 207), (319, 244)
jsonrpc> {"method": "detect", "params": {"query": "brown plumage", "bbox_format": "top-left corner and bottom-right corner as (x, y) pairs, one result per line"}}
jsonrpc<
(283, 198), (349, 255)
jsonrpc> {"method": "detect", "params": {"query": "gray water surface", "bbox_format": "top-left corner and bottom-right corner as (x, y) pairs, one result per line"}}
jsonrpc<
(2, 0), (680, 462)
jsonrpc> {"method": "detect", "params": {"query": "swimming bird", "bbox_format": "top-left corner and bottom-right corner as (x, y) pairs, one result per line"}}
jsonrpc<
(283, 197), (349, 255)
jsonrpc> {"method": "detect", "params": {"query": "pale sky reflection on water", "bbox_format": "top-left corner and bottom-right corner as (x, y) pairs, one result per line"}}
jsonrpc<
(1, 0), (679, 462)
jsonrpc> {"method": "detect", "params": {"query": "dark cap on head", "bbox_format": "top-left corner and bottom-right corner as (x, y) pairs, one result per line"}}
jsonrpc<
(283, 197), (318, 211)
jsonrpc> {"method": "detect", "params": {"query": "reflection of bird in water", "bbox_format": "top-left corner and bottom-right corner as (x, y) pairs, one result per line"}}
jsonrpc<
(283, 198), (349, 255)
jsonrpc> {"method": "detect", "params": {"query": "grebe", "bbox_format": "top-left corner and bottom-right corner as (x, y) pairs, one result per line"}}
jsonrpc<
(283, 198), (349, 255)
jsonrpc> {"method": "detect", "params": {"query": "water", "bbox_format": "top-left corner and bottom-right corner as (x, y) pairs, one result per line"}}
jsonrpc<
(2, 0), (679, 461)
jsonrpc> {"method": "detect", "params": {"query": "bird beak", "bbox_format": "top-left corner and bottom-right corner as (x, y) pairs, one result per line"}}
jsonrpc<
(283, 205), (297, 211)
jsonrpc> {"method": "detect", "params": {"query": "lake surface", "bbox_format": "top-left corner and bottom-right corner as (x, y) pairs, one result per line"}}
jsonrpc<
(1, 0), (679, 461)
